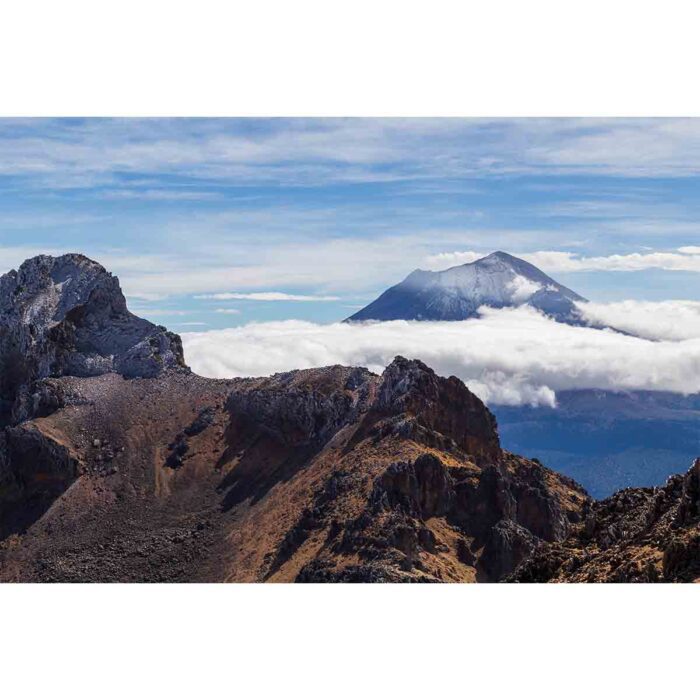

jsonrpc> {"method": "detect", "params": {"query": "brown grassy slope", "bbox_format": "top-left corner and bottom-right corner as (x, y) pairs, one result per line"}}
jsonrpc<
(0, 358), (587, 583)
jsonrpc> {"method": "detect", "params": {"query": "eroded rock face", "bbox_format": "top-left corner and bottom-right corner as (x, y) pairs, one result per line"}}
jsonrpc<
(365, 356), (501, 462)
(0, 254), (186, 425)
(226, 365), (377, 447)
(510, 458), (700, 583)
(0, 425), (79, 539)
(291, 450), (586, 583)
(376, 454), (454, 519)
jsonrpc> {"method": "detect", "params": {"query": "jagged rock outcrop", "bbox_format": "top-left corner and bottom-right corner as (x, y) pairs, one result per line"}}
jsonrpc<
(292, 448), (586, 583)
(510, 458), (700, 582)
(0, 254), (186, 425)
(366, 356), (501, 462)
(226, 365), (376, 447)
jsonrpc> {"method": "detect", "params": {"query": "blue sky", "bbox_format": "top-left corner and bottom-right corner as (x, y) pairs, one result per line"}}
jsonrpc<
(1, 118), (700, 330)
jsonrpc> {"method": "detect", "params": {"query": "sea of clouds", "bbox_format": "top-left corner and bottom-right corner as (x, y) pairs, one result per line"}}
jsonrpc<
(182, 301), (700, 407)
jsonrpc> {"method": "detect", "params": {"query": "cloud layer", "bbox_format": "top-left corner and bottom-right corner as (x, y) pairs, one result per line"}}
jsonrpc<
(577, 300), (700, 341)
(196, 292), (341, 301)
(182, 304), (700, 407)
(6, 118), (700, 188)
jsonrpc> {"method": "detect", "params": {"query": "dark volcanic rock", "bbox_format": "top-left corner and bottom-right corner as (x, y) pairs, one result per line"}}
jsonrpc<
(479, 519), (538, 582)
(510, 458), (700, 583)
(227, 365), (377, 447)
(0, 424), (79, 539)
(368, 356), (501, 463)
(376, 454), (454, 518)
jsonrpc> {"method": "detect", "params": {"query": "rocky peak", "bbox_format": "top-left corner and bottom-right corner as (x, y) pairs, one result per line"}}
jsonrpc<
(1, 254), (117, 324)
(0, 253), (186, 425)
(372, 356), (501, 461)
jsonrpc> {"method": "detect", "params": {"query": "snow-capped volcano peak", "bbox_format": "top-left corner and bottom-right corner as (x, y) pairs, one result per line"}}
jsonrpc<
(346, 251), (587, 323)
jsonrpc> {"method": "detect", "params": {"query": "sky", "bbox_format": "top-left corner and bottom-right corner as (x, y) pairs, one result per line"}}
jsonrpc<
(1, 118), (700, 331)
(2, 118), (700, 403)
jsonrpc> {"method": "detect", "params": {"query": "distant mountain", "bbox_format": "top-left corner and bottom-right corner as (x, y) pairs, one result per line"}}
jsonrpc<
(346, 251), (587, 324)
(345, 250), (695, 498)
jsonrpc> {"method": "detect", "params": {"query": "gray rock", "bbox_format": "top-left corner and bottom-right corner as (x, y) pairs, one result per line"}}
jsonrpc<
(0, 253), (187, 424)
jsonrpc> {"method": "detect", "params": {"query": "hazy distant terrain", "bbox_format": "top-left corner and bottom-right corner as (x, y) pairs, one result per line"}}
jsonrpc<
(494, 390), (700, 498)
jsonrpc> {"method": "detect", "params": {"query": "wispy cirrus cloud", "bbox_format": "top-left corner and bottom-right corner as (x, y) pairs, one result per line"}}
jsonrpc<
(5, 118), (700, 192)
(4, 119), (700, 312)
(425, 247), (700, 274)
(197, 292), (341, 302)
(99, 188), (223, 201)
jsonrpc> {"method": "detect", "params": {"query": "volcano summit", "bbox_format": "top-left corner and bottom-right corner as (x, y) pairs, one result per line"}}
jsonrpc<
(346, 251), (587, 324)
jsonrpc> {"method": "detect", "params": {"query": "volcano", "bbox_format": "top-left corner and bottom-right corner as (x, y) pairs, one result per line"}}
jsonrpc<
(346, 251), (587, 324)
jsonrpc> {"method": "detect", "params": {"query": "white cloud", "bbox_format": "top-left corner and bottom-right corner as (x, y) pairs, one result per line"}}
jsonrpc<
(132, 308), (192, 316)
(425, 247), (700, 274)
(576, 300), (700, 341)
(7, 118), (700, 188)
(214, 308), (242, 314)
(197, 292), (341, 302)
(529, 249), (700, 273)
(507, 275), (542, 303)
(424, 251), (484, 269)
(181, 305), (700, 408)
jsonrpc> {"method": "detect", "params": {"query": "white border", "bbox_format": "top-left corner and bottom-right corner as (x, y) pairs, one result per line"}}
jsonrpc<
(1, 584), (697, 699)
(2, 0), (700, 116)
(2, 2), (699, 696)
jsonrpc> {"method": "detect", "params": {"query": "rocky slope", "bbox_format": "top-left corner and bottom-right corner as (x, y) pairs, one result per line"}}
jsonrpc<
(0, 255), (591, 582)
(510, 458), (700, 583)
(1, 253), (697, 583)
(346, 251), (587, 324)
(0, 354), (588, 582)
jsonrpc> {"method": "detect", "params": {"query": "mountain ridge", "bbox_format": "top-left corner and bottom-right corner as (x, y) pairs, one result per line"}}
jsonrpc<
(1, 253), (698, 583)
(0, 253), (589, 582)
